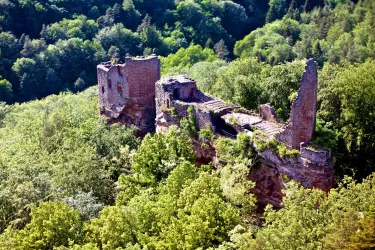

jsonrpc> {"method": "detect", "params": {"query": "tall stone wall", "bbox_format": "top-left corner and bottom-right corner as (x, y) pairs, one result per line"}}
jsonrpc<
(97, 64), (127, 114)
(276, 59), (318, 149)
(125, 56), (160, 102)
(97, 55), (160, 135)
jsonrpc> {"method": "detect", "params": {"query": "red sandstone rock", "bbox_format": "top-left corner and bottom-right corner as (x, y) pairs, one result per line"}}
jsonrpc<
(250, 164), (284, 209)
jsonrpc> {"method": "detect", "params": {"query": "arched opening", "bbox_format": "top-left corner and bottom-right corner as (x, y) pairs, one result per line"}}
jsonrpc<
(101, 86), (105, 94)
(107, 79), (112, 89)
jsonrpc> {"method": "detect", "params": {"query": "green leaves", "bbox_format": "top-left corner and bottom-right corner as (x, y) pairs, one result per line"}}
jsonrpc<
(219, 161), (255, 210)
(159, 172), (240, 250)
(318, 60), (375, 178)
(160, 44), (217, 75)
(0, 87), (139, 232)
(247, 174), (375, 250)
(256, 182), (330, 250)
(0, 79), (13, 103)
(85, 206), (137, 250)
(1, 201), (83, 249)
(132, 126), (195, 183)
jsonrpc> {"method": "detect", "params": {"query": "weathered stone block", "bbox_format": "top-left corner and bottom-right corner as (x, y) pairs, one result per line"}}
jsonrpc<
(259, 103), (278, 122)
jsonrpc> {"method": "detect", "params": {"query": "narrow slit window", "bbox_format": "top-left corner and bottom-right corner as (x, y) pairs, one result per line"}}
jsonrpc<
(189, 88), (194, 98)
(108, 79), (112, 89)
(173, 88), (180, 99)
(101, 86), (105, 93)
(117, 82), (123, 96)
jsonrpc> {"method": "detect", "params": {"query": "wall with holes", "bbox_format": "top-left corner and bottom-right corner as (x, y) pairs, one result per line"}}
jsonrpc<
(97, 64), (128, 114)
(97, 56), (160, 134)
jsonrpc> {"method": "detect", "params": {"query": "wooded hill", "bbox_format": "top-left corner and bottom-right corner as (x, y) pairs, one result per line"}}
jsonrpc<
(1, 0), (375, 249)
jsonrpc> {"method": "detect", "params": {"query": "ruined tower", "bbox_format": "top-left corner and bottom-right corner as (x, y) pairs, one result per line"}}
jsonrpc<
(276, 59), (318, 149)
(97, 55), (160, 135)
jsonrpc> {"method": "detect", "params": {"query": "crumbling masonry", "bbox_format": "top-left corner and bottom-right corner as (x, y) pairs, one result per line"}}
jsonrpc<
(97, 55), (160, 135)
(98, 57), (334, 208)
(276, 59), (318, 149)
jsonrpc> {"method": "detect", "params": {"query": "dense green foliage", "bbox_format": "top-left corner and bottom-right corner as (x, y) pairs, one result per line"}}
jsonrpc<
(0, 87), (139, 232)
(2, 0), (375, 249)
(0, 89), (255, 248)
(220, 174), (375, 249)
(0, 0), (287, 103)
(0, 0), (330, 103)
(235, 0), (375, 66)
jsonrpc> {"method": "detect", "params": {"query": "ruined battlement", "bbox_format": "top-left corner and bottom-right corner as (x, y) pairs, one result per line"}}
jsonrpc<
(155, 60), (319, 151)
(152, 59), (333, 208)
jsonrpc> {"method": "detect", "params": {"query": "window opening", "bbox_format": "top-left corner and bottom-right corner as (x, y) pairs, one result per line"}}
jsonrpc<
(167, 99), (170, 108)
(117, 82), (123, 96)
(173, 88), (180, 99)
(189, 88), (194, 99)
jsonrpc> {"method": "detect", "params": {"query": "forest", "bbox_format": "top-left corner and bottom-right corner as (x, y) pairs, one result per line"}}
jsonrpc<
(1, 0), (375, 249)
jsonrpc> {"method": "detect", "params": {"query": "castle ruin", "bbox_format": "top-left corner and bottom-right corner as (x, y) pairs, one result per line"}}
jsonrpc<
(97, 55), (160, 135)
(155, 76), (237, 136)
(98, 57), (334, 208)
(276, 59), (318, 149)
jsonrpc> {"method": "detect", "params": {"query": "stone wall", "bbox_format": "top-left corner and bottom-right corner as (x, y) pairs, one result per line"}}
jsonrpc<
(249, 148), (334, 208)
(193, 89), (214, 102)
(173, 101), (189, 118)
(97, 64), (127, 114)
(125, 56), (160, 101)
(276, 59), (318, 149)
(259, 103), (278, 122)
(97, 55), (160, 134)
(155, 76), (217, 132)
(300, 142), (332, 166)
(155, 76), (198, 116)
(258, 150), (335, 191)
(194, 107), (213, 129)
